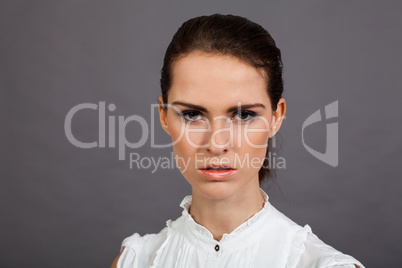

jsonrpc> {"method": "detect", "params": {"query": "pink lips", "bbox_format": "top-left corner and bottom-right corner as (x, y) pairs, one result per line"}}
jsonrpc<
(199, 164), (236, 180)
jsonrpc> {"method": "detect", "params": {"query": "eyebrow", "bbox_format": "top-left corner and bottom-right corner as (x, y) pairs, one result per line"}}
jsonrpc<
(171, 101), (208, 112)
(171, 101), (266, 113)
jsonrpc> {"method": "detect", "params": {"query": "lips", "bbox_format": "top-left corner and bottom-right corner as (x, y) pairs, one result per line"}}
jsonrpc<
(199, 163), (236, 180)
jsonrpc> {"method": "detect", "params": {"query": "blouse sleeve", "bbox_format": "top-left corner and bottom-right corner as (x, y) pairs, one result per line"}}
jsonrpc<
(116, 233), (143, 268)
(295, 229), (365, 268)
(326, 253), (365, 268)
(116, 246), (137, 268)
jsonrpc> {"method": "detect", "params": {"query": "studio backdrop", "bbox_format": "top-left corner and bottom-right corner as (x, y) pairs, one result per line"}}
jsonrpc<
(1, 1), (401, 267)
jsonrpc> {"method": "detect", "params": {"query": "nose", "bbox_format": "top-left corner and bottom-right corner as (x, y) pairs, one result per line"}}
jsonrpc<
(206, 116), (231, 155)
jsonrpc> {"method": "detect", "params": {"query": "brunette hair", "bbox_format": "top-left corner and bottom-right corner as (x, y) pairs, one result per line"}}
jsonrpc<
(160, 14), (284, 186)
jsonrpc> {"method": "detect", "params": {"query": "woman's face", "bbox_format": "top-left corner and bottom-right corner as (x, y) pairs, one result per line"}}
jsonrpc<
(158, 51), (285, 200)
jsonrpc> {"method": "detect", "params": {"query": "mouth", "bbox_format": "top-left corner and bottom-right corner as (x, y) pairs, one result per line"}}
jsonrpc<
(201, 167), (233, 170)
(199, 163), (235, 170)
(199, 164), (236, 180)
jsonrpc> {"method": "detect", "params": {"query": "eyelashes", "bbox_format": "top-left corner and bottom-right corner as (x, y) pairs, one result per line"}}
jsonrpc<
(233, 110), (258, 121)
(178, 110), (203, 121)
(177, 109), (258, 123)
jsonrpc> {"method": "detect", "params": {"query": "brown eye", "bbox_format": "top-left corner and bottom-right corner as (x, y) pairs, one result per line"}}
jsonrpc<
(179, 110), (202, 121)
(233, 110), (257, 121)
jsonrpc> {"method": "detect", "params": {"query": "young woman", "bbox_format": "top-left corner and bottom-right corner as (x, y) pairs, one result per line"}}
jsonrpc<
(112, 14), (364, 268)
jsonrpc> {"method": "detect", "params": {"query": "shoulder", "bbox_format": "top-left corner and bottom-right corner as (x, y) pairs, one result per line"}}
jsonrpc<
(296, 231), (365, 268)
(285, 224), (365, 268)
(122, 226), (169, 256)
(266, 204), (364, 268)
(113, 225), (170, 268)
(122, 228), (168, 250)
(113, 215), (186, 268)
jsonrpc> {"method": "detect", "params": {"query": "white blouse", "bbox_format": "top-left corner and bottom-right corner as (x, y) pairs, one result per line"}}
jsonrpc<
(117, 189), (365, 268)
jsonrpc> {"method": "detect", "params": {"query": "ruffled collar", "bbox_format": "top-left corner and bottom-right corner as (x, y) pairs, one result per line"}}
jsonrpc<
(178, 188), (270, 242)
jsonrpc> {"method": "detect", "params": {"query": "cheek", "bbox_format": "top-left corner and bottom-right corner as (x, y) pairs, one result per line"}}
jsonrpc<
(245, 132), (269, 149)
(166, 116), (197, 170)
(241, 119), (270, 148)
(167, 113), (186, 146)
(237, 120), (270, 163)
(168, 123), (182, 145)
(168, 118), (208, 150)
(168, 125), (191, 173)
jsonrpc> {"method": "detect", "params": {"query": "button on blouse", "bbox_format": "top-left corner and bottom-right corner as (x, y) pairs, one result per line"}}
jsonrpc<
(117, 188), (365, 268)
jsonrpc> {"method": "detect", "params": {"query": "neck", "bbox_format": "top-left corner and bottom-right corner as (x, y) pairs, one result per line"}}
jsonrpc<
(189, 179), (265, 241)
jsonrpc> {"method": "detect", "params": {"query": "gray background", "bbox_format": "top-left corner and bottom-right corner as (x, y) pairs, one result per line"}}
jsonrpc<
(1, 1), (401, 267)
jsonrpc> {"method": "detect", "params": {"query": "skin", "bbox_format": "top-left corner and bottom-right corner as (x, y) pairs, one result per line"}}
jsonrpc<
(158, 51), (286, 241)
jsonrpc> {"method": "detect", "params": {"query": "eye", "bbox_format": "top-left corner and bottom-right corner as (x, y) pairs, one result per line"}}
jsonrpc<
(179, 110), (203, 122)
(232, 110), (257, 122)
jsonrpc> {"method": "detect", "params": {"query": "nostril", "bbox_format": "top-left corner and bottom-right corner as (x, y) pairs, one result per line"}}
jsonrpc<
(206, 147), (228, 155)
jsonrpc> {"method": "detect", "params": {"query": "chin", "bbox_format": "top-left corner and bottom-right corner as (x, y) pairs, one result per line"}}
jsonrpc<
(191, 180), (242, 201)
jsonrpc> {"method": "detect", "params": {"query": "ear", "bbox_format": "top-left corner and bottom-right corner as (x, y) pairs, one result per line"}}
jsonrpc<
(268, 98), (286, 138)
(158, 96), (171, 136)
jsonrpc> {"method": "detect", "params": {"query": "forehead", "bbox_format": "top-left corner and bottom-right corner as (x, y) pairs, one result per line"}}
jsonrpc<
(169, 52), (271, 109)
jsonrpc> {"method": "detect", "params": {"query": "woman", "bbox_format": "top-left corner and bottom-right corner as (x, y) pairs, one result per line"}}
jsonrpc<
(112, 14), (364, 268)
